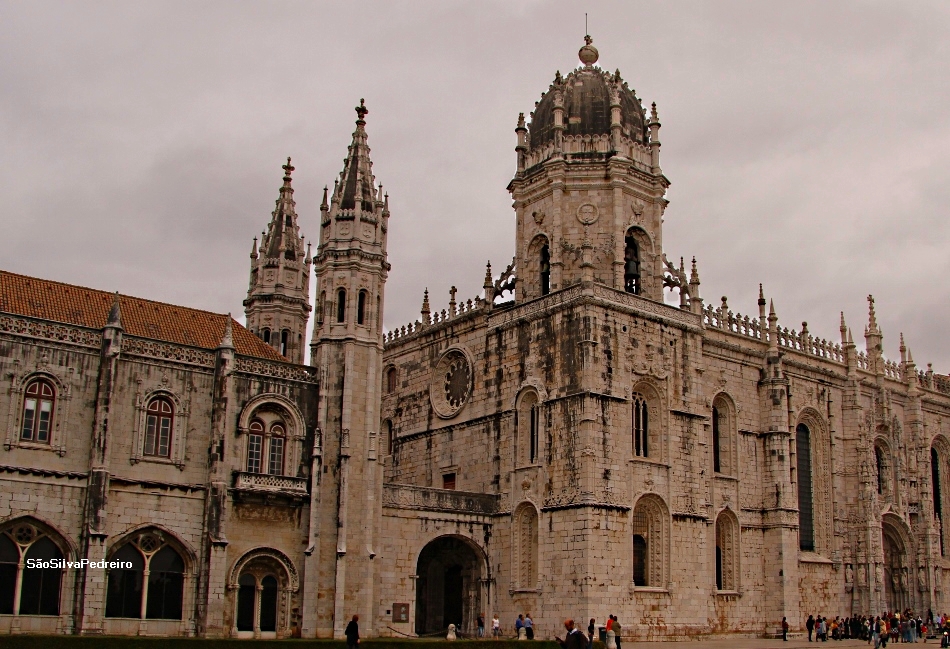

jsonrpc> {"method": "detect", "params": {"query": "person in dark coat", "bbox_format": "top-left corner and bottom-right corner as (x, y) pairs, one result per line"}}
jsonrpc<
(556, 619), (587, 649)
(345, 614), (360, 649)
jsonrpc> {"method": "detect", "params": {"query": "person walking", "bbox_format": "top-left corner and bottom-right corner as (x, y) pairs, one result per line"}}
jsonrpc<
(477, 613), (485, 638)
(783, 617), (789, 641)
(345, 614), (360, 649)
(525, 614), (535, 640)
(612, 615), (623, 649)
(492, 614), (501, 639)
(556, 619), (588, 649)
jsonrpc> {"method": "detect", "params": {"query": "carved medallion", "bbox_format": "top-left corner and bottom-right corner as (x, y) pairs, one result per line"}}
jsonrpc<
(576, 203), (599, 225)
(430, 348), (473, 419)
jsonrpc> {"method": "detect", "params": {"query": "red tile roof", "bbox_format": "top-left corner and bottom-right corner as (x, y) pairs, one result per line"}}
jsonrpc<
(0, 270), (286, 361)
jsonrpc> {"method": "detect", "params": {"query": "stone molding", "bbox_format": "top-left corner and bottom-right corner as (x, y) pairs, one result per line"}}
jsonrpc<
(234, 356), (318, 383)
(382, 483), (499, 515)
(0, 314), (101, 348)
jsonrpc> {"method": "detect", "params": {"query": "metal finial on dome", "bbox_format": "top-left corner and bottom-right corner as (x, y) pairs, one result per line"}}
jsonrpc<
(579, 35), (599, 66)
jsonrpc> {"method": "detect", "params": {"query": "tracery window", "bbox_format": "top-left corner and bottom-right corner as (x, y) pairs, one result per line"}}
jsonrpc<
(0, 521), (65, 616)
(514, 503), (539, 590)
(631, 495), (669, 588)
(624, 232), (641, 295)
(247, 421), (264, 474)
(796, 423), (815, 552)
(715, 510), (739, 591)
(144, 397), (174, 458)
(105, 531), (184, 620)
(632, 392), (649, 458)
(336, 288), (347, 323)
(236, 573), (279, 635)
(932, 439), (950, 557)
(262, 329), (271, 345)
(711, 395), (735, 476)
(21, 378), (55, 444)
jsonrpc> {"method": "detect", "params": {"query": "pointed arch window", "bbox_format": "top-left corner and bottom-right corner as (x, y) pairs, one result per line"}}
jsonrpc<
(715, 511), (739, 591)
(624, 233), (641, 295)
(516, 390), (542, 466)
(513, 503), (539, 590)
(357, 290), (367, 325)
(796, 423), (815, 552)
(144, 397), (173, 458)
(711, 395), (735, 476)
(106, 532), (184, 620)
(932, 443), (950, 557)
(631, 495), (670, 588)
(712, 405), (721, 473)
(0, 522), (65, 616)
(21, 378), (55, 443)
(337, 288), (347, 323)
(540, 244), (551, 296)
(386, 366), (397, 394)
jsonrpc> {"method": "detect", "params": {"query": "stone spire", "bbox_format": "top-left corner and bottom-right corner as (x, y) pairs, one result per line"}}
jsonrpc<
(338, 99), (377, 213)
(218, 314), (235, 350)
(243, 158), (312, 364)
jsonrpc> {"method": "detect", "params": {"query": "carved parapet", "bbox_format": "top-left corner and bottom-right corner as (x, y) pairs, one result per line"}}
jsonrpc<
(383, 483), (499, 515)
(233, 471), (308, 496)
(0, 314), (101, 348)
(234, 356), (318, 383)
(123, 336), (215, 367)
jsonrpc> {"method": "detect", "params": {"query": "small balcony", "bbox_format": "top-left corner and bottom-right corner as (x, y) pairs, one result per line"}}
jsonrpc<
(233, 471), (308, 496)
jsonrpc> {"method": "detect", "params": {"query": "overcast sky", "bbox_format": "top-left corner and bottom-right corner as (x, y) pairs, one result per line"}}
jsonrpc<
(3, 1), (949, 369)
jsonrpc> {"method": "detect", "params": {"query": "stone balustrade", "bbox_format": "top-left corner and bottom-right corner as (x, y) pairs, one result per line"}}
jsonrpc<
(233, 471), (308, 495)
(383, 483), (499, 515)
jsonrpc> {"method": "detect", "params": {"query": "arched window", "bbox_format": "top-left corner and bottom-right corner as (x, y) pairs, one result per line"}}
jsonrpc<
(386, 366), (397, 394)
(932, 440), (950, 557)
(247, 420), (264, 474)
(260, 575), (278, 632)
(0, 522), (65, 616)
(262, 328), (271, 345)
(21, 378), (55, 443)
(233, 555), (291, 639)
(279, 330), (289, 357)
(514, 504), (539, 589)
(632, 392), (649, 458)
(106, 532), (184, 620)
(357, 290), (367, 325)
(715, 511), (739, 591)
(245, 413), (291, 477)
(268, 424), (285, 475)
(624, 233), (641, 295)
(796, 423), (815, 552)
(337, 288), (347, 323)
(631, 495), (669, 587)
(711, 395), (734, 476)
(236, 573), (256, 632)
(540, 244), (551, 296)
(144, 396), (174, 458)
(516, 390), (541, 466)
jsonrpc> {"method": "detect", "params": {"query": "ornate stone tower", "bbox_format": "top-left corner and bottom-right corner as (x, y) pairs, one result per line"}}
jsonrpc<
(303, 99), (389, 638)
(243, 158), (312, 364)
(509, 36), (669, 302)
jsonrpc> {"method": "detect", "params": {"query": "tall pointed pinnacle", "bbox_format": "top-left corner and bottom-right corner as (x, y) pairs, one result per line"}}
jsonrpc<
(840, 312), (847, 344)
(421, 289), (431, 324)
(867, 294), (880, 335)
(107, 291), (122, 328)
(219, 314), (235, 350)
(338, 98), (377, 213)
(262, 157), (303, 260)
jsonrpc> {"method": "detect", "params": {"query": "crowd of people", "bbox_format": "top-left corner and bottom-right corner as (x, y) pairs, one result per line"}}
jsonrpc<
(475, 613), (623, 646)
(803, 610), (950, 647)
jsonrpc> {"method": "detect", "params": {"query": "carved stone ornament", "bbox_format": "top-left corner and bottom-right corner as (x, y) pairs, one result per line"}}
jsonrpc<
(576, 203), (599, 225)
(532, 210), (545, 225)
(430, 347), (473, 419)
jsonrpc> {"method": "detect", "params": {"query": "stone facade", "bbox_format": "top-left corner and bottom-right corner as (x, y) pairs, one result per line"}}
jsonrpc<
(2, 36), (950, 641)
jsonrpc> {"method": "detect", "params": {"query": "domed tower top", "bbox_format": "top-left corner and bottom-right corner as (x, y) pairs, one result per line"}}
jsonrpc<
(527, 36), (649, 153)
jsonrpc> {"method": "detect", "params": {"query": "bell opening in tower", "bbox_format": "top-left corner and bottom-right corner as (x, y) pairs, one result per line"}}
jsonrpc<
(540, 244), (550, 296)
(624, 234), (641, 295)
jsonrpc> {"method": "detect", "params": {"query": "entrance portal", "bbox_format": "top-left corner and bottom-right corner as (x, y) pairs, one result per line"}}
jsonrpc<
(415, 536), (484, 635)
(883, 521), (909, 613)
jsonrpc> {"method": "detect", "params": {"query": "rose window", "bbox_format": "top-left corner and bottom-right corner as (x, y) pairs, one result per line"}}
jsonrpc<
(430, 349), (473, 418)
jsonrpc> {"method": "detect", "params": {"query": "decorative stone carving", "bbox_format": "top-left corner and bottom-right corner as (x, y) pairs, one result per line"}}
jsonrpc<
(576, 203), (599, 225)
(430, 347), (473, 419)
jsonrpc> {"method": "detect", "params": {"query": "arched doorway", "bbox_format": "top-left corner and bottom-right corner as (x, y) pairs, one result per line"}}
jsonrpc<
(882, 519), (909, 613)
(415, 536), (485, 635)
